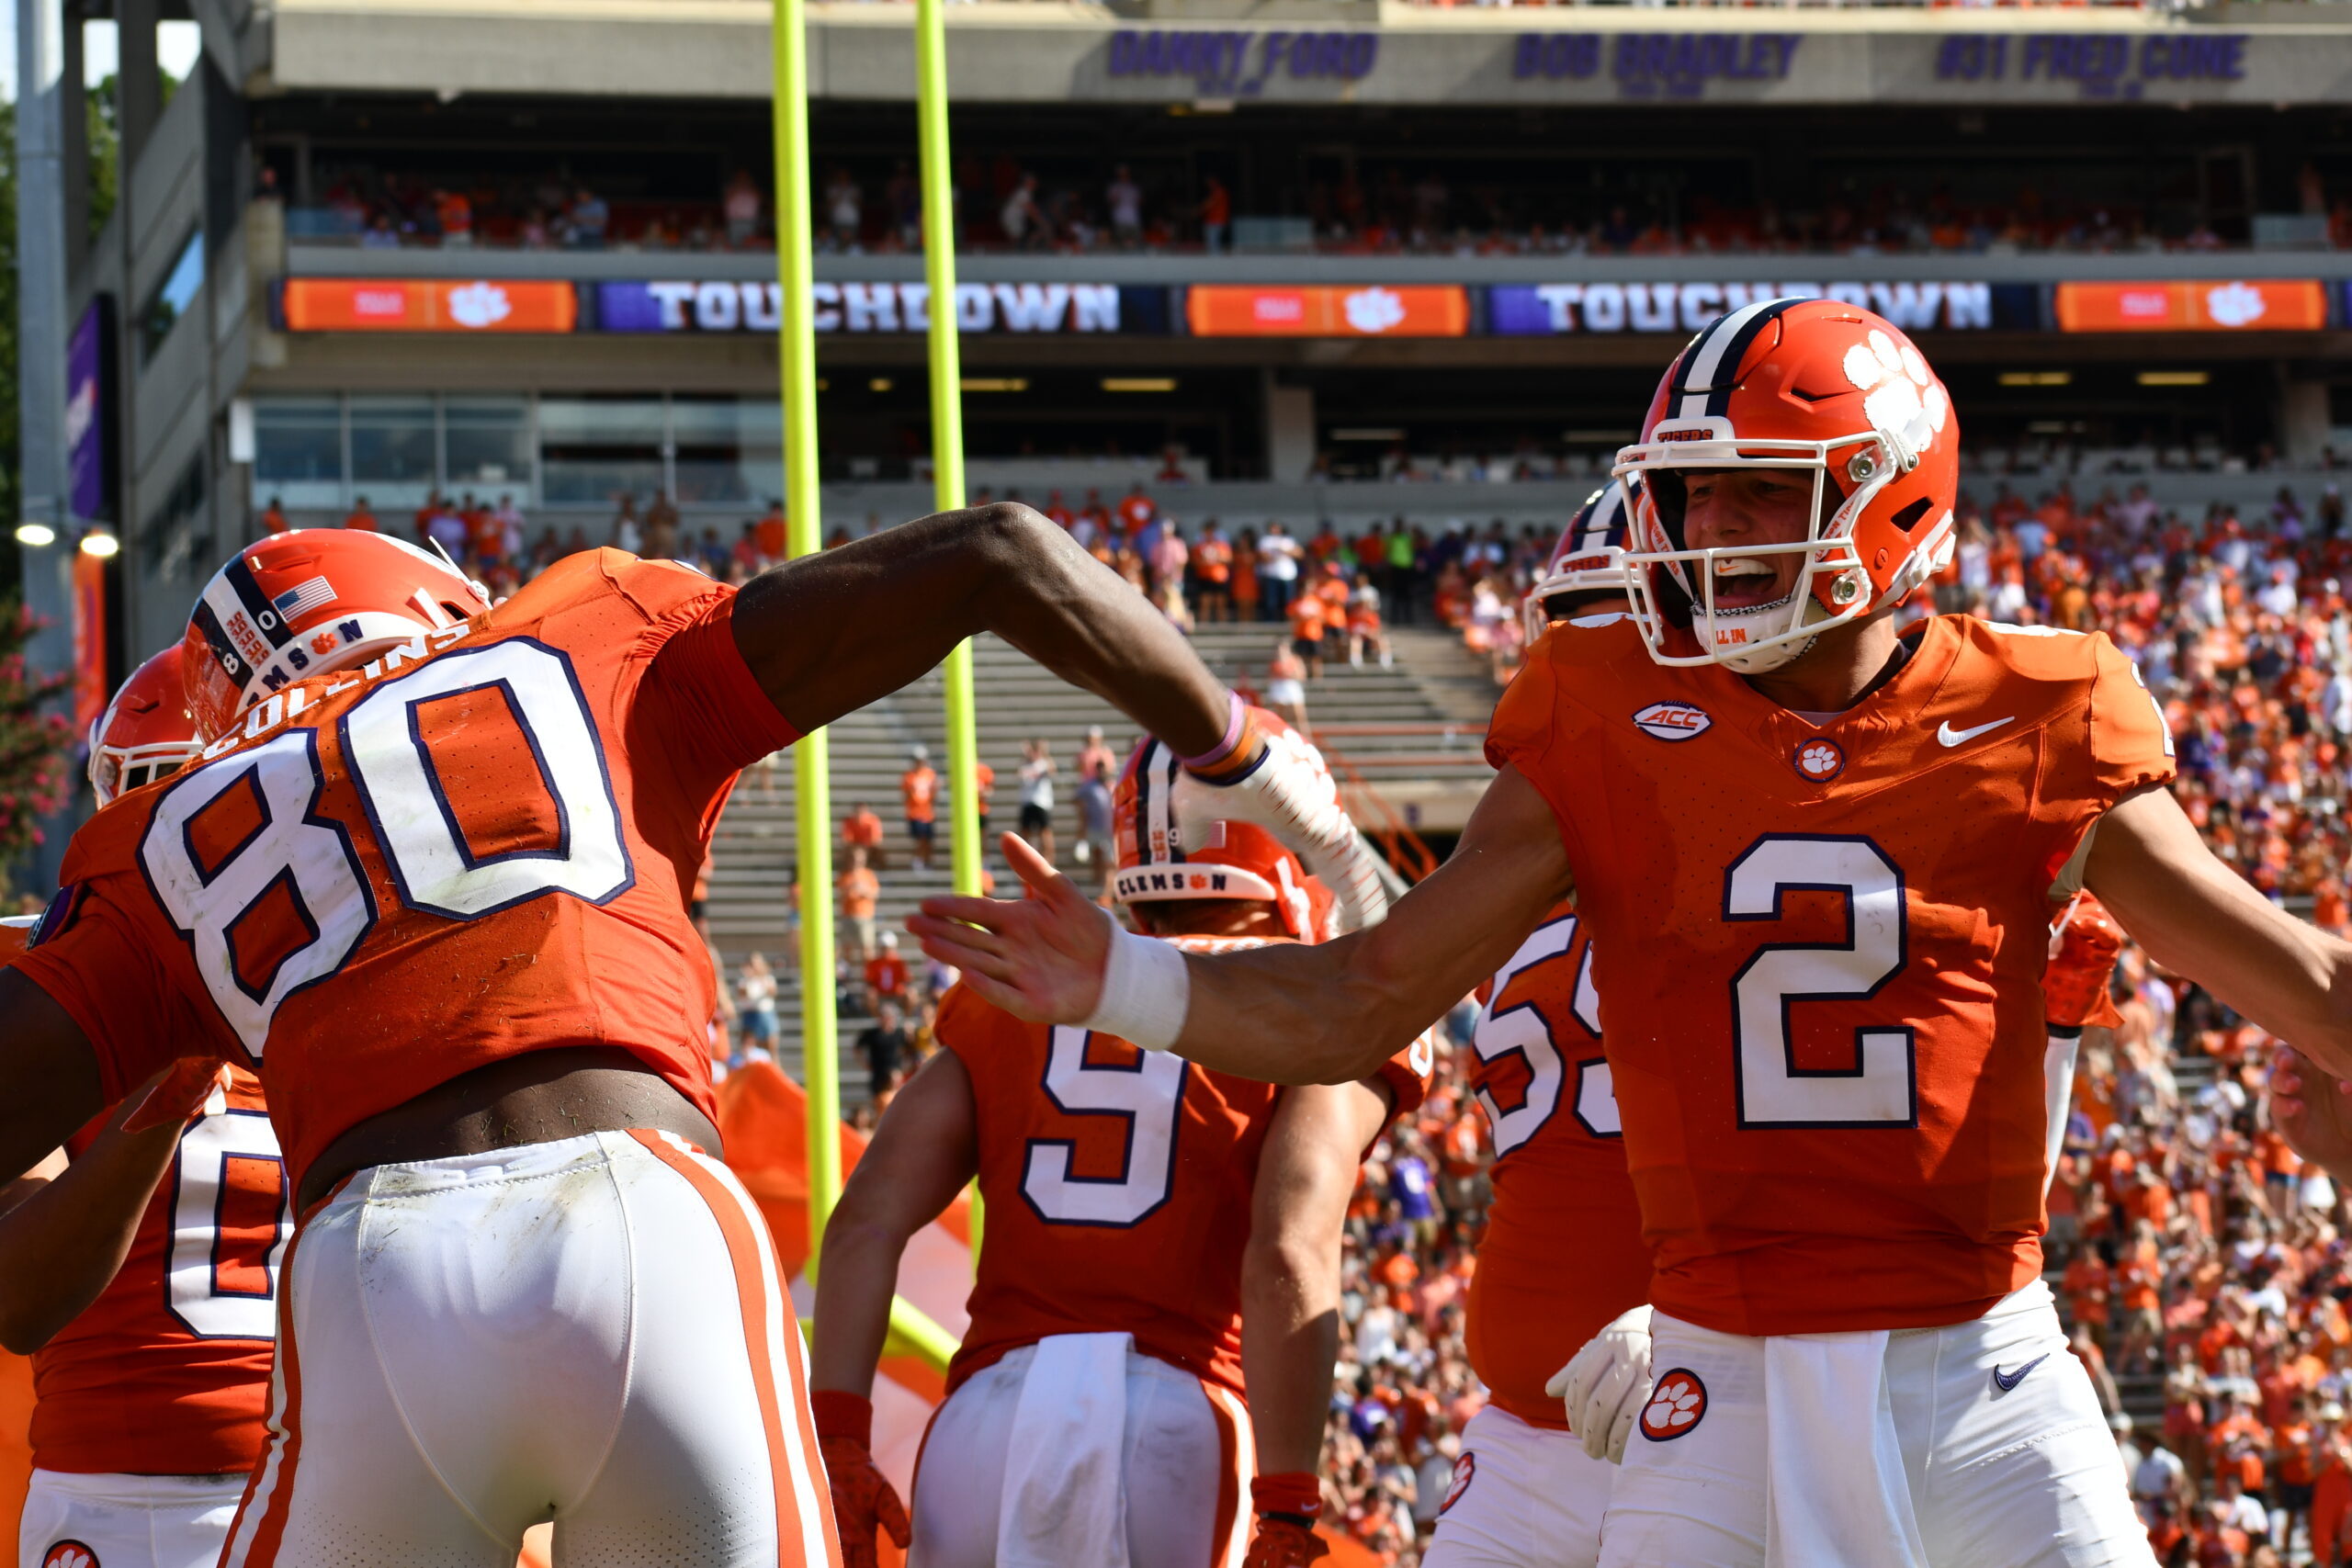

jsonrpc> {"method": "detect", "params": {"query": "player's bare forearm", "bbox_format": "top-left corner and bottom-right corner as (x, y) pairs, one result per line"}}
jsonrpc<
(2086, 785), (2352, 1077)
(732, 503), (1229, 755)
(0, 1079), (185, 1353)
(1243, 1079), (1393, 1474)
(809, 1051), (981, 1397)
(0, 970), (107, 1192)
(1170, 766), (1571, 1084)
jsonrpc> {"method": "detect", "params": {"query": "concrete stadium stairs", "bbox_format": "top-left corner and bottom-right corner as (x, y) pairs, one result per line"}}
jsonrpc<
(704, 620), (1501, 1099)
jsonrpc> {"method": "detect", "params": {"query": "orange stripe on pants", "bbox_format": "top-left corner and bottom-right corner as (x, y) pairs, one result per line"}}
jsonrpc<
(631, 1130), (843, 1568)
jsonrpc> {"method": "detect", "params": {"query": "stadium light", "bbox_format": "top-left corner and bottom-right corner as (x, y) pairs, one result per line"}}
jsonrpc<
(1997, 371), (2072, 388)
(1102, 378), (1178, 393)
(2138, 370), (2211, 388)
(78, 528), (119, 558)
(13, 522), (56, 547)
(960, 378), (1028, 393)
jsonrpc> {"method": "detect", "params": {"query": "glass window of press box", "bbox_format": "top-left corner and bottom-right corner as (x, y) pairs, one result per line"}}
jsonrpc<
(248, 395), (788, 514)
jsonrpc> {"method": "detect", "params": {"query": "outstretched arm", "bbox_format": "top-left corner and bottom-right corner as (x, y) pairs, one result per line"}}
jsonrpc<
(809, 1049), (981, 1397)
(2085, 784), (2352, 1078)
(911, 763), (1571, 1086)
(0, 1067), (188, 1354)
(0, 970), (107, 1190)
(731, 503), (1230, 754)
(1242, 1078), (1395, 1476)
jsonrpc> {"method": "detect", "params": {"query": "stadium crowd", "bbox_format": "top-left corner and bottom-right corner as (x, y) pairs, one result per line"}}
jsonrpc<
(291, 155), (2352, 259)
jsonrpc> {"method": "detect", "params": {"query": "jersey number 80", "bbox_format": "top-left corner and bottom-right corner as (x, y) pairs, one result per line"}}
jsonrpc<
(137, 640), (633, 1055)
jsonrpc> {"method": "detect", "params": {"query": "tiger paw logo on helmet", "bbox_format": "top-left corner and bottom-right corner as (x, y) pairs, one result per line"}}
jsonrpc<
(1841, 328), (1951, 457)
(43, 1541), (99, 1568)
(1641, 1369), (1708, 1442)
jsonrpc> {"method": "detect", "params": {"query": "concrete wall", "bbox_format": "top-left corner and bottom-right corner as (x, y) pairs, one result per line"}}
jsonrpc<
(260, 0), (2352, 108)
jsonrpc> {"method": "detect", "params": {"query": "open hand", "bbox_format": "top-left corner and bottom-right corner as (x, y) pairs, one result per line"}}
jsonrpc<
(121, 1057), (228, 1134)
(2268, 1046), (2352, 1183)
(909, 833), (1115, 1023)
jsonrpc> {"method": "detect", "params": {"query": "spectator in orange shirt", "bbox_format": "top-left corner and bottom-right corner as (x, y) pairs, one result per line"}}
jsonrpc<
(1074, 725), (1117, 786)
(343, 495), (379, 532)
(973, 758), (995, 841)
(838, 846), (880, 962)
(841, 800), (885, 869)
(2312, 1417), (2352, 1567)
(2276, 1394), (2320, 1549)
(1115, 482), (1156, 540)
(900, 746), (939, 871)
(1288, 589), (1328, 680)
(261, 495), (291, 534)
(2064, 1247), (2112, 1342)
(753, 501), (787, 564)
(863, 930), (910, 1013)
(1193, 524), (1234, 622)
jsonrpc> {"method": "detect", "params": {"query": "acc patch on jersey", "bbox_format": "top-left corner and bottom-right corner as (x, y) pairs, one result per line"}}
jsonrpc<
(1791, 738), (1845, 782)
(1632, 702), (1712, 742)
(43, 1541), (100, 1568)
(1640, 1369), (1708, 1442)
(1439, 1451), (1476, 1516)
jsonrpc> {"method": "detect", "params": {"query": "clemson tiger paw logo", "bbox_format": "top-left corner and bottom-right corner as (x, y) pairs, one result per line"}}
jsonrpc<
(44, 1541), (100, 1568)
(1792, 739), (1845, 783)
(1840, 327), (1950, 452)
(1439, 1451), (1476, 1515)
(1640, 1369), (1708, 1442)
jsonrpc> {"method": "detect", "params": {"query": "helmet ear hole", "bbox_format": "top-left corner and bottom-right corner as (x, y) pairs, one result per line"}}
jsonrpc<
(1890, 498), (1932, 534)
(1648, 471), (1690, 548)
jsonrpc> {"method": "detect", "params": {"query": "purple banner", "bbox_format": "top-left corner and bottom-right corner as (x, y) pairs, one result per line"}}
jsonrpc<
(66, 301), (107, 521)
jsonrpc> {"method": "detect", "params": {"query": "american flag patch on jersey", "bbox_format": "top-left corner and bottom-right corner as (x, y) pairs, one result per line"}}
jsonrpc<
(272, 576), (336, 619)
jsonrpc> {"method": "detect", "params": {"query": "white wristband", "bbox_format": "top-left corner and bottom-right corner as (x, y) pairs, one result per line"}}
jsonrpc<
(1079, 923), (1191, 1052)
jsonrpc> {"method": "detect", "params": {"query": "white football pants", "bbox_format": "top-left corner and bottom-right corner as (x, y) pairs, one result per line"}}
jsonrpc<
(18, 1471), (248, 1568)
(218, 1129), (839, 1568)
(909, 1340), (1251, 1568)
(1422, 1404), (1612, 1568)
(1600, 1280), (2152, 1568)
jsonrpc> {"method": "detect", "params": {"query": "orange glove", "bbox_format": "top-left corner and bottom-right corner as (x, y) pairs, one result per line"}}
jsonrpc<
(1242, 1473), (1329, 1568)
(2044, 891), (2127, 1032)
(812, 1391), (909, 1568)
(121, 1056), (228, 1134)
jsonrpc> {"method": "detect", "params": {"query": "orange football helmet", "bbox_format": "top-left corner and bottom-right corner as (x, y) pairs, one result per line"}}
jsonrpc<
(1522, 480), (1635, 644)
(87, 646), (203, 806)
(182, 529), (490, 738)
(1113, 707), (1333, 942)
(1614, 297), (1959, 674)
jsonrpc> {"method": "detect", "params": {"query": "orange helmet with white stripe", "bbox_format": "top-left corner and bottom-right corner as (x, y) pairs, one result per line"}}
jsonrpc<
(87, 647), (202, 806)
(1114, 708), (1334, 942)
(1614, 297), (1959, 675)
(181, 529), (490, 739)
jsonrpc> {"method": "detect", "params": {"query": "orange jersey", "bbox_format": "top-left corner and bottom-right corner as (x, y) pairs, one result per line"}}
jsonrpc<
(32, 1065), (284, 1474)
(17, 551), (798, 1190)
(1486, 614), (2174, 1336)
(1464, 904), (1650, 1431)
(902, 766), (938, 824)
(940, 935), (1429, 1399)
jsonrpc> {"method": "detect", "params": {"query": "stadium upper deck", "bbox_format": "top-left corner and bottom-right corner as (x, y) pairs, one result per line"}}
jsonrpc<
(51, 0), (2352, 670)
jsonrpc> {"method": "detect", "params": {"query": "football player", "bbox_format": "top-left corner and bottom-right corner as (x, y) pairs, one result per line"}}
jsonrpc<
(1424, 488), (1649, 1568)
(0, 512), (1383, 1567)
(4, 650), (284, 1568)
(913, 299), (2339, 1567)
(810, 716), (1426, 1568)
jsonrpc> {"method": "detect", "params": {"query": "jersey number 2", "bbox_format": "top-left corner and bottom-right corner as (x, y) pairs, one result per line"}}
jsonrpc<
(1724, 835), (1917, 1128)
(140, 641), (633, 1054)
(1021, 1026), (1187, 1228)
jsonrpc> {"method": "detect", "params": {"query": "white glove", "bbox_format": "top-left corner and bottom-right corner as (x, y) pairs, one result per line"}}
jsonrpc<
(1170, 726), (1389, 933)
(1545, 1303), (1655, 1464)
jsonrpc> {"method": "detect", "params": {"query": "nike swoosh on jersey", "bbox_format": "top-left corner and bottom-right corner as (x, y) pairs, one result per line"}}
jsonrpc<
(1990, 1352), (2050, 1394)
(1937, 716), (2015, 748)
